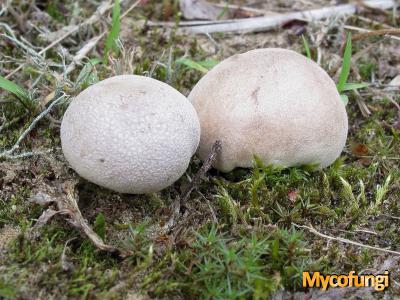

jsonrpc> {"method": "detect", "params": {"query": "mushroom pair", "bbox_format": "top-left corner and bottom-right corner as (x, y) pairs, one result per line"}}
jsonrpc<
(61, 49), (348, 194)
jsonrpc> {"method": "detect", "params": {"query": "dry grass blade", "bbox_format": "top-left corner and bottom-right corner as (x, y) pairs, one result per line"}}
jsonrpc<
(345, 25), (400, 41)
(65, 34), (105, 75)
(5, 0), (142, 79)
(352, 28), (400, 41)
(293, 223), (400, 256)
(61, 238), (76, 272)
(58, 0), (142, 75)
(4, 0), (114, 79)
(0, 94), (66, 159)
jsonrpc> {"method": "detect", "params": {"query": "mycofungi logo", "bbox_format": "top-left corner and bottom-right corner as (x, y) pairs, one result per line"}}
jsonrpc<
(302, 271), (390, 291)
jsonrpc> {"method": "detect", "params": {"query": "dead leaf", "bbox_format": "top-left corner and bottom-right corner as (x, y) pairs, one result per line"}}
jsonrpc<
(288, 190), (298, 203)
(30, 181), (131, 258)
(350, 142), (369, 156)
(388, 74), (400, 87)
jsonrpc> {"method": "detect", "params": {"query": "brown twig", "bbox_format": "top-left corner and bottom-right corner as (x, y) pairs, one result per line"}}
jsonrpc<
(352, 28), (400, 41)
(163, 140), (222, 232)
(345, 25), (400, 42)
(354, 15), (394, 29)
(180, 140), (222, 205)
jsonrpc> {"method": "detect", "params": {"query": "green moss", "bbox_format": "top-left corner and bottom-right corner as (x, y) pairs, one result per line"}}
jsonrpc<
(144, 225), (310, 299)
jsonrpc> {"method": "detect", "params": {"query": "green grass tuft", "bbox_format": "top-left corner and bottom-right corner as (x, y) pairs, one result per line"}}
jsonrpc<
(337, 32), (352, 93)
(301, 35), (312, 60)
(104, 0), (121, 59)
(0, 75), (31, 108)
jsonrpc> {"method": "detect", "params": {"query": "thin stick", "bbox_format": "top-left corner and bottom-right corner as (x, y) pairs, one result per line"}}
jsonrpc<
(65, 34), (105, 75)
(180, 140), (222, 205)
(355, 229), (378, 235)
(359, 156), (400, 160)
(382, 214), (400, 221)
(345, 25), (400, 41)
(120, 0), (142, 19)
(0, 94), (67, 159)
(352, 28), (400, 41)
(163, 140), (221, 232)
(2, 149), (53, 159)
(293, 223), (400, 256)
(165, 0), (396, 34)
(355, 15), (394, 29)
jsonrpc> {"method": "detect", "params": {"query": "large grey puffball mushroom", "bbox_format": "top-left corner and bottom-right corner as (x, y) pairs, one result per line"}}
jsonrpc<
(61, 75), (200, 194)
(189, 48), (348, 172)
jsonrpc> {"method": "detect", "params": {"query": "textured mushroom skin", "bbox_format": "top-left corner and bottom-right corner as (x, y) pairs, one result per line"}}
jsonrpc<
(61, 75), (200, 194)
(189, 48), (348, 172)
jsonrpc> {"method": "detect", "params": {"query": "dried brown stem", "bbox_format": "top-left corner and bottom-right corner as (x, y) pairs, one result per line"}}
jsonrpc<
(352, 28), (400, 41)
(180, 140), (222, 206)
(163, 140), (222, 232)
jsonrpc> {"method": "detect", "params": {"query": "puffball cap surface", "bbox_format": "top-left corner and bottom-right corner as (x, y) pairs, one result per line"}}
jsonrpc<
(61, 75), (200, 194)
(189, 48), (348, 172)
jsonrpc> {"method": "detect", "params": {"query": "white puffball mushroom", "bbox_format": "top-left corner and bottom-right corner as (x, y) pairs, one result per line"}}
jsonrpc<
(189, 48), (348, 172)
(61, 75), (200, 194)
